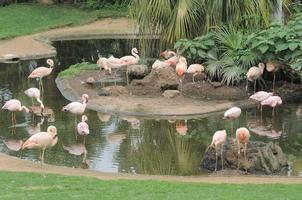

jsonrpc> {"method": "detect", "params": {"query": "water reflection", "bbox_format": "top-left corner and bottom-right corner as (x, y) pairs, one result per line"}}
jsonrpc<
(0, 39), (302, 176)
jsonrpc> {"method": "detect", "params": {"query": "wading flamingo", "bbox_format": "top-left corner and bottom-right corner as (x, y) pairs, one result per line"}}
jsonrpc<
(22, 125), (58, 175)
(266, 61), (281, 94)
(2, 99), (30, 125)
(160, 50), (176, 59)
(28, 59), (54, 92)
(186, 64), (204, 82)
(260, 95), (282, 117)
(62, 94), (89, 138)
(176, 57), (187, 93)
(249, 91), (273, 113)
(223, 106), (241, 134)
(236, 127), (250, 171)
(246, 63), (265, 93)
(24, 88), (44, 115)
(77, 115), (89, 144)
(120, 48), (139, 84)
(209, 130), (227, 171)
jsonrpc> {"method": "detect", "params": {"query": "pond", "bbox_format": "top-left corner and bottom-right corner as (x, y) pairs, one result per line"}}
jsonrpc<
(0, 39), (301, 176)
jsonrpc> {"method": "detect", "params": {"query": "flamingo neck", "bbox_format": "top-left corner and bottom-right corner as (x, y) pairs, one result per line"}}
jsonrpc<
(20, 106), (29, 112)
(132, 50), (139, 60)
(37, 98), (44, 109)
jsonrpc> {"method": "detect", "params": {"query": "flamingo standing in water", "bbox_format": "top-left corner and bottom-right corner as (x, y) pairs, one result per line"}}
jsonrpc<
(266, 61), (281, 94)
(260, 95), (282, 117)
(120, 48), (140, 84)
(2, 99), (30, 125)
(160, 50), (176, 59)
(186, 64), (204, 83)
(209, 130), (227, 171)
(24, 87), (44, 115)
(77, 115), (89, 144)
(223, 106), (241, 134)
(246, 63), (265, 93)
(176, 57), (187, 93)
(236, 127), (250, 171)
(28, 59), (54, 92)
(22, 125), (58, 175)
(62, 94), (89, 138)
(249, 91), (273, 113)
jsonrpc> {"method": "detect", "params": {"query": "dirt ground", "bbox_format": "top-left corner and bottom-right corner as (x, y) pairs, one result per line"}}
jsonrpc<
(1, 152), (301, 184)
(0, 18), (135, 61)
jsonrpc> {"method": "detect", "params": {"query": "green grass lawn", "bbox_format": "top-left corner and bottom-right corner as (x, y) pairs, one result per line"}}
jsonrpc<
(58, 62), (99, 79)
(0, 171), (301, 200)
(0, 4), (128, 39)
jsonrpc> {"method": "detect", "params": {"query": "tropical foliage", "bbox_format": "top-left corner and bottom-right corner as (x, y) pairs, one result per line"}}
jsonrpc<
(130, 0), (289, 46)
(174, 13), (302, 85)
(83, 0), (130, 9)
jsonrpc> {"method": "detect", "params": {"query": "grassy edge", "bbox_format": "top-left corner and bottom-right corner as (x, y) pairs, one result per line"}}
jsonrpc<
(58, 62), (99, 79)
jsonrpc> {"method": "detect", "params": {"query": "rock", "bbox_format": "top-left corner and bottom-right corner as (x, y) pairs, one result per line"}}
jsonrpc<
(0, 54), (20, 63)
(183, 82), (247, 100)
(99, 86), (130, 96)
(81, 77), (96, 88)
(162, 90), (180, 98)
(201, 140), (288, 174)
(131, 67), (178, 92)
(127, 65), (149, 80)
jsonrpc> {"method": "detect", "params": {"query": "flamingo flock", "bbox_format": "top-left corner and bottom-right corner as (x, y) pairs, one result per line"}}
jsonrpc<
(0, 47), (288, 176)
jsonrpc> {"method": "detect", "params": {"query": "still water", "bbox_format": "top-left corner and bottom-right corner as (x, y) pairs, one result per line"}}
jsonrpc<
(0, 39), (301, 176)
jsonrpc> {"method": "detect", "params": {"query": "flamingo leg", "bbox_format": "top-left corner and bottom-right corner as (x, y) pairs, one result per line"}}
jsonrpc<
(237, 143), (240, 170)
(245, 79), (249, 91)
(74, 116), (78, 140)
(221, 144), (224, 171)
(215, 151), (218, 172)
(31, 98), (34, 106)
(273, 73), (276, 94)
(231, 120), (234, 135)
(83, 135), (86, 145)
(41, 148), (46, 177)
(244, 142), (248, 173)
(126, 69), (129, 85)
(192, 74), (196, 83)
(254, 80), (256, 94)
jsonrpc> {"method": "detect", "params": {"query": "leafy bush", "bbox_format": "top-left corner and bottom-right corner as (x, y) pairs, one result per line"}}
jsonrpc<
(83, 0), (129, 9)
(174, 13), (302, 86)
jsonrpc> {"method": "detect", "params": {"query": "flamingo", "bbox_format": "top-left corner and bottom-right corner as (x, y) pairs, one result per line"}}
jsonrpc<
(186, 64), (204, 83)
(249, 91), (273, 113)
(24, 88), (44, 114)
(22, 125), (58, 175)
(28, 59), (54, 92)
(120, 48), (140, 84)
(77, 115), (89, 144)
(266, 61), (281, 94)
(97, 56), (124, 85)
(29, 106), (55, 122)
(260, 95), (282, 117)
(223, 106), (241, 134)
(246, 63), (265, 93)
(209, 130), (227, 171)
(152, 59), (171, 71)
(2, 99), (30, 125)
(175, 57), (187, 93)
(236, 127), (250, 170)
(160, 50), (177, 59)
(26, 117), (45, 136)
(62, 94), (89, 137)
(4, 139), (23, 151)
(176, 120), (188, 135)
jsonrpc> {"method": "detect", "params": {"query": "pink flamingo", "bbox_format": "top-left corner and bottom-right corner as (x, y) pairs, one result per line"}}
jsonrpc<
(249, 91), (273, 112)
(28, 59), (54, 92)
(77, 115), (89, 144)
(266, 61), (281, 93)
(176, 120), (188, 135)
(120, 48), (140, 84)
(22, 125), (58, 175)
(186, 64), (204, 82)
(2, 99), (30, 125)
(209, 130), (227, 171)
(24, 88), (44, 113)
(160, 50), (176, 59)
(62, 94), (89, 137)
(176, 57), (187, 92)
(223, 106), (241, 134)
(246, 63), (265, 93)
(236, 127), (250, 170)
(260, 95), (282, 117)
(152, 59), (171, 71)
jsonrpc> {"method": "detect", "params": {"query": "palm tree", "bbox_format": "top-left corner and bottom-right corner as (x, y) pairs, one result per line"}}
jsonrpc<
(130, 0), (289, 47)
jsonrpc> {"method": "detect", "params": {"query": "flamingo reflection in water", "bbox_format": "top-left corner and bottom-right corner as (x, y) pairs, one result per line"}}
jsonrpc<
(63, 143), (89, 169)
